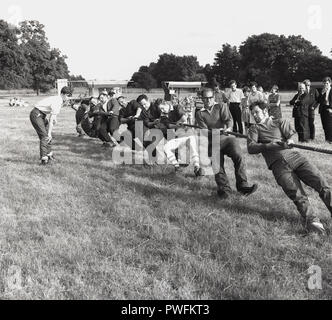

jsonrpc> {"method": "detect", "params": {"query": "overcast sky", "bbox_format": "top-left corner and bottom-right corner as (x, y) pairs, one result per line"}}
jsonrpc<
(1, 0), (331, 80)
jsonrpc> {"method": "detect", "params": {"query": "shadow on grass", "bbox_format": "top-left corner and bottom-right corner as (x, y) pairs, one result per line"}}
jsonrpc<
(54, 134), (113, 161)
(53, 134), (302, 225)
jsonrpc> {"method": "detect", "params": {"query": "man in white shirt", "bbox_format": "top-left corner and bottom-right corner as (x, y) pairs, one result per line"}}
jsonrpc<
(224, 80), (244, 134)
(30, 86), (71, 165)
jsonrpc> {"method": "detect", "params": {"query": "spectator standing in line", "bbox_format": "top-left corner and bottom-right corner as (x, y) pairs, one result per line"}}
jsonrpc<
(241, 86), (256, 133)
(317, 77), (332, 144)
(249, 82), (264, 107)
(289, 83), (310, 142)
(268, 85), (282, 119)
(224, 80), (244, 134)
(302, 79), (320, 141)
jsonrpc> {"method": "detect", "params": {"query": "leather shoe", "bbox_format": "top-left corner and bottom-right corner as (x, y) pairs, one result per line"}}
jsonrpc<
(217, 189), (230, 199)
(238, 184), (258, 196)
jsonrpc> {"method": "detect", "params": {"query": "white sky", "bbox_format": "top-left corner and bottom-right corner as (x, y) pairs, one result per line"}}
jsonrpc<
(1, 0), (331, 80)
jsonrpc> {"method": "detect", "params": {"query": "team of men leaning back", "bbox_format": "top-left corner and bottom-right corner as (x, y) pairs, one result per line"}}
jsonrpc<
(29, 78), (332, 236)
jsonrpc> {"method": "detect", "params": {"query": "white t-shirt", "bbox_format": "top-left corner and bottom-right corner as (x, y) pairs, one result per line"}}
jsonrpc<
(225, 89), (244, 103)
(35, 96), (63, 115)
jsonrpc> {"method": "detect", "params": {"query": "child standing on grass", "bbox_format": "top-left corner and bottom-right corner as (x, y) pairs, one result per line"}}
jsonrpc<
(241, 86), (255, 134)
(30, 86), (71, 165)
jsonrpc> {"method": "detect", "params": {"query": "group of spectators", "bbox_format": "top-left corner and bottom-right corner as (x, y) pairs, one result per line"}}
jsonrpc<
(214, 77), (332, 144)
(290, 77), (332, 144)
(9, 97), (28, 107)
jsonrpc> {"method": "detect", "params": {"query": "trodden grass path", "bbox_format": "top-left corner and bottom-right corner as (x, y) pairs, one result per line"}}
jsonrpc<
(0, 96), (331, 299)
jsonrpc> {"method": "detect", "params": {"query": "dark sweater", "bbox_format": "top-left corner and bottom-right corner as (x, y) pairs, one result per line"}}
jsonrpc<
(195, 103), (233, 129)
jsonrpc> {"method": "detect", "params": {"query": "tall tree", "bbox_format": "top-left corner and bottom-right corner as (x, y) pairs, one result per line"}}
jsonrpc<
(0, 20), (30, 89)
(239, 33), (323, 89)
(212, 43), (241, 87)
(202, 64), (214, 85)
(295, 54), (332, 82)
(130, 54), (206, 87)
(19, 20), (70, 94)
(131, 67), (157, 91)
(150, 53), (204, 85)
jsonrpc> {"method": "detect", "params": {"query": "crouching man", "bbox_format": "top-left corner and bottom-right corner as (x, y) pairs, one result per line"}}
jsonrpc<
(247, 102), (332, 234)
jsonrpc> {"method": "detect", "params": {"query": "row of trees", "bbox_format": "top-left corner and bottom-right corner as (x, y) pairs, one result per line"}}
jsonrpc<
(131, 33), (332, 90)
(130, 54), (207, 90)
(0, 19), (83, 94)
(1, 21), (332, 92)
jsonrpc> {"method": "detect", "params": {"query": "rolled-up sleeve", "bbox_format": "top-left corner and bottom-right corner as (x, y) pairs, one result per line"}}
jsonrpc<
(280, 119), (296, 139)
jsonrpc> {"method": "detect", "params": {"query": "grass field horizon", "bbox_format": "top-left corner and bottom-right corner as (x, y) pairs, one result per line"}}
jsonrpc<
(0, 95), (331, 299)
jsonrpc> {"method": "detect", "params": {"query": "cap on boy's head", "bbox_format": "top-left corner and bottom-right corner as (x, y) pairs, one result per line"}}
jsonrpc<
(60, 86), (72, 96)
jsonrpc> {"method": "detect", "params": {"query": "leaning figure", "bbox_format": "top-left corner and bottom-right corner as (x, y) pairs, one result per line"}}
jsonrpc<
(247, 102), (332, 234)
(30, 86), (71, 165)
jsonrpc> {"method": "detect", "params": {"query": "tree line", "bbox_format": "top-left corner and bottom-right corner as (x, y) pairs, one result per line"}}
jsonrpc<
(0, 19), (84, 94)
(130, 33), (332, 90)
(1, 20), (332, 93)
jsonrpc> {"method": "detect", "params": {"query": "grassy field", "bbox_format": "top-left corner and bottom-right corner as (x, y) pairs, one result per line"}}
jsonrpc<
(0, 95), (331, 300)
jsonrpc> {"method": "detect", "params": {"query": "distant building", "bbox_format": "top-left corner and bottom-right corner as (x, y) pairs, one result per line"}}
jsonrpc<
(56, 79), (130, 97)
(162, 81), (207, 101)
(86, 80), (130, 97)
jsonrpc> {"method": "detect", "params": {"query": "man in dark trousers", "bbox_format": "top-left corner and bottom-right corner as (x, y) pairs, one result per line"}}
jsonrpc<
(73, 97), (92, 136)
(317, 77), (332, 144)
(136, 95), (162, 159)
(106, 91), (122, 137)
(289, 83), (310, 142)
(89, 92), (115, 148)
(247, 102), (332, 235)
(224, 80), (245, 134)
(195, 87), (257, 199)
(76, 97), (99, 138)
(303, 79), (319, 140)
(118, 98), (142, 149)
(30, 86), (71, 165)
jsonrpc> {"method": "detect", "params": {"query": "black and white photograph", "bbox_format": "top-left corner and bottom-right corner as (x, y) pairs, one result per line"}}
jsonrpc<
(0, 0), (331, 304)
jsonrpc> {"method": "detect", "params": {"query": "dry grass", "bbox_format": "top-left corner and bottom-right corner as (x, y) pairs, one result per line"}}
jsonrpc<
(0, 95), (331, 300)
